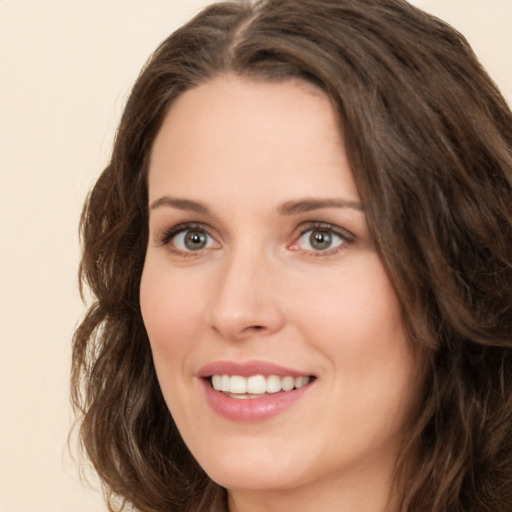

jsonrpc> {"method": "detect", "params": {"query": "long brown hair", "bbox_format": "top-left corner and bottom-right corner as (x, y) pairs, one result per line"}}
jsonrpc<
(72, 1), (512, 510)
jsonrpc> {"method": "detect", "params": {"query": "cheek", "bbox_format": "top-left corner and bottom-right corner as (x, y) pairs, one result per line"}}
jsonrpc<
(139, 261), (209, 425)
(289, 255), (416, 403)
(292, 255), (405, 351)
(139, 261), (204, 362)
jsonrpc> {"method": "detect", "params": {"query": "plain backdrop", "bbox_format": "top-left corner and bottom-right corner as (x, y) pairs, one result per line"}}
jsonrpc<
(0, 1), (511, 511)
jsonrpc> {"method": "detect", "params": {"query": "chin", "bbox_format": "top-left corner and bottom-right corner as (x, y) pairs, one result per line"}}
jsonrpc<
(194, 440), (307, 492)
(209, 467), (303, 494)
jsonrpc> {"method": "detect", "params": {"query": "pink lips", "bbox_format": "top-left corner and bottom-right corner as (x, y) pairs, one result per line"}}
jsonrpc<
(198, 360), (314, 422)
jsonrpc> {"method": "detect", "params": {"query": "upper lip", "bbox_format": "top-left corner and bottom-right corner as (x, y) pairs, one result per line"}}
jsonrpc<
(198, 360), (313, 379)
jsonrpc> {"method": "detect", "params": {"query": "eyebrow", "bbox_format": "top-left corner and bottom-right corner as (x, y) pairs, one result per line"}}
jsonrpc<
(149, 196), (363, 216)
(277, 198), (363, 215)
(150, 196), (211, 214)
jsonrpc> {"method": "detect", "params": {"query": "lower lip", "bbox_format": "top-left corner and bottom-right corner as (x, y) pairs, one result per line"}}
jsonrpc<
(200, 379), (313, 422)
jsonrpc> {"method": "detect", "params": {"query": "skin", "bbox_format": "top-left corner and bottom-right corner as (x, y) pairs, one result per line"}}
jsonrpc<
(140, 76), (422, 512)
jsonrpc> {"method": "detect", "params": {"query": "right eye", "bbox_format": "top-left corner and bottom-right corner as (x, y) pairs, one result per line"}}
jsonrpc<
(162, 224), (219, 253)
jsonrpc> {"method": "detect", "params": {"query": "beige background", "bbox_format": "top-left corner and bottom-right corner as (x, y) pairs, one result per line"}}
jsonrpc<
(0, 1), (510, 511)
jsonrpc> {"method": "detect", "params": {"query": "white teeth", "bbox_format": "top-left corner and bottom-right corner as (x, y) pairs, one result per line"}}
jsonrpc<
(221, 375), (230, 392)
(282, 376), (295, 391)
(229, 375), (246, 394)
(247, 375), (266, 394)
(212, 375), (221, 390)
(266, 375), (282, 393)
(294, 376), (310, 389)
(210, 374), (312, 395)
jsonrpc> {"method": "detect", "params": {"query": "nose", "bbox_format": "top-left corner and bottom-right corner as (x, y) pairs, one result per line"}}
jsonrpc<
(206, 246), (285, 341)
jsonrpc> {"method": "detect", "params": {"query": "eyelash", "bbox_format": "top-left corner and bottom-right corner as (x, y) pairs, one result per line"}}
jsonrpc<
(160, 222), (216, 256)
(292, 222), (353, 256)
(159, 221), (353, 257)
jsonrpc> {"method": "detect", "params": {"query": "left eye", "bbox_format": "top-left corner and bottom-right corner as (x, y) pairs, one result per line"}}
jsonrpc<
(172, 229), (216, 252)
(297, 228), (345, 252)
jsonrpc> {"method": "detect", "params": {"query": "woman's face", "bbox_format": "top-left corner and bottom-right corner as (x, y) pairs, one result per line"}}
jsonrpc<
(140, 77), (421, 506)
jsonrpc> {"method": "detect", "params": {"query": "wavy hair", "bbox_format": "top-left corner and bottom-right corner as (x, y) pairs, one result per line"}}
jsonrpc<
(72, 0), (512, 510)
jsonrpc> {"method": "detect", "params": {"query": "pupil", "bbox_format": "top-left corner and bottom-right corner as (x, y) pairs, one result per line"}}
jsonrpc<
(310, 230), (332, 250)
(184, 231), (207, 250)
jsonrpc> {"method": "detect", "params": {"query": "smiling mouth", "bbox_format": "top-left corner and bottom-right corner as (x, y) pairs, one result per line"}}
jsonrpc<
(209, 374), (314, 399)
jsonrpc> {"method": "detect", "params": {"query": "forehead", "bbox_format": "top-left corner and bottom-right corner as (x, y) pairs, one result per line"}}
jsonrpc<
(148, 76), (359, 204)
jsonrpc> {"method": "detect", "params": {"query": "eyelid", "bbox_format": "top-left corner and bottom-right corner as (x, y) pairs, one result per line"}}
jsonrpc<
(156, 220), (353, 256)
(159, 222), (220, 252)
(288, 221), (354, 254)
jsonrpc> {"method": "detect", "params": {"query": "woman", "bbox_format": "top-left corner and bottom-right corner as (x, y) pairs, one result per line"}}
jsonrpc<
(72, 0), (512, 511)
